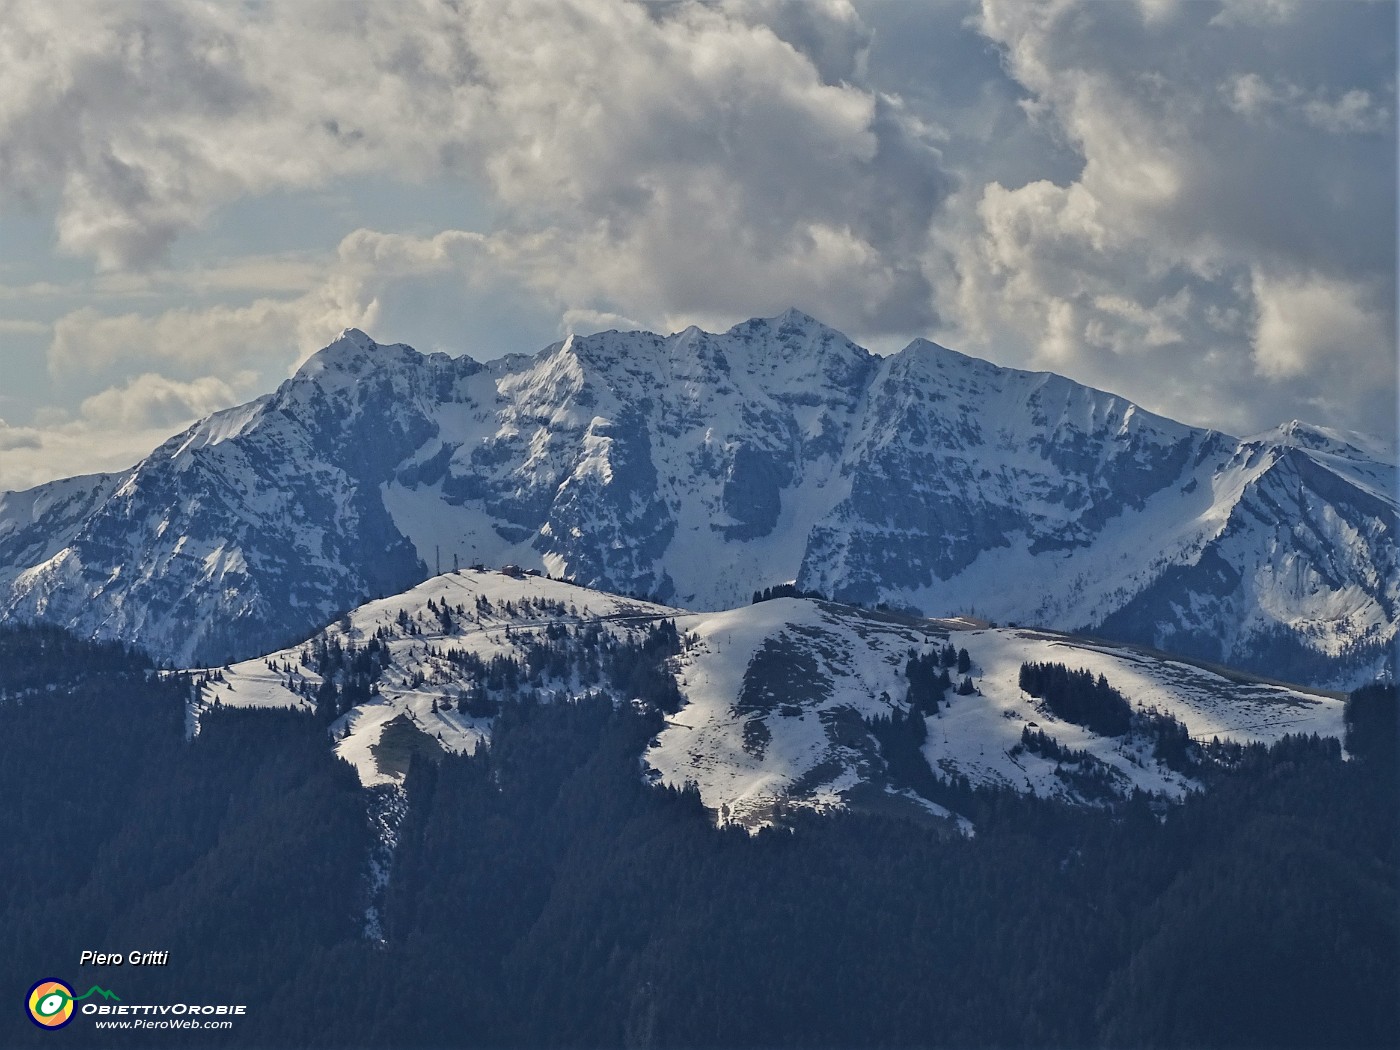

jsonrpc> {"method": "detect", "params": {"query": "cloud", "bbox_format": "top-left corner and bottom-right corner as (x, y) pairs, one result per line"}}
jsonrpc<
(934, 0), (1397, 437)
(0, 319), (48, 335)
(0, 282), (72, 301)
(1, 0), (1393, 470)
(1, 2), (269, 268)
(1210, 0), (1298, 28)
(35, 225), (551, 409)
(77, 372), (250, 430)
(0, 420), (42, 451)
(46, 281), (377, 390)
(4, 225), (558, 489)
(0, 407), (203, 492)
(0, 0), (952, 343)
(561, 308), (647, 337)
(90, 254), (331, 299)
(1301, 89), (1390, 135)
(1, 367), (276, 493)
(1226, 74), (1391, 134)
(1252, 271), (1389, 381)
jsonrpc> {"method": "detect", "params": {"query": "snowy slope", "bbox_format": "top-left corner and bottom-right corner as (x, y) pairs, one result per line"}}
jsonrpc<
(921, 627), (1342, 802)
(3, 313), (1394, 685)
(195, 575), (1345, 831)
(646, 600), (1343, 828)
(192, 568), (681, 787)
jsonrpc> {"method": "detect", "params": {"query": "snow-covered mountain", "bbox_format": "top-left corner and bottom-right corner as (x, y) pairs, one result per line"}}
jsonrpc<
(1, 312), (1394, 684)
(196, 569), (1346, 831)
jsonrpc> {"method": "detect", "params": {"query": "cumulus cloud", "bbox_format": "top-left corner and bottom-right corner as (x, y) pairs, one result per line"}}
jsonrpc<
(0, 420), (42, 452)
(0, 319), (48, 336)
(78, 372), (250, 430)
(46, 279), (377, 389)
(1251, 271), (1389, 381)
(0, 0), (1393, 487)
(936, 0), (1397, 437)
(37, 224), (563, 405)
(0, 408), (205, 492)
(1, 0), (950, 339)
(1226, 74), (1391, 134)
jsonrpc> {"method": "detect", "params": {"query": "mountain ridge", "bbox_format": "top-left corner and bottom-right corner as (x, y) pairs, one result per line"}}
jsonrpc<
(1, 311), (1393, 685)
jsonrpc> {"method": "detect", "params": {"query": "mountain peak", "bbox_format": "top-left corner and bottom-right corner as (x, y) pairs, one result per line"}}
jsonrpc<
(723, 310), (873, 372)
(317, 327), (381, 359)
(776, 306), (819, 326)
(4, 312), (1393, 688)
(293, 329), (420, 388)
(898, 336), (982, 366)
(1252, 419), (1396, 462)
(730, 308), (830, 337)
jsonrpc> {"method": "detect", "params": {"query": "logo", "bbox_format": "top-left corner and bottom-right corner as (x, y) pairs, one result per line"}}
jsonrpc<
(26, 980), (120, 1030)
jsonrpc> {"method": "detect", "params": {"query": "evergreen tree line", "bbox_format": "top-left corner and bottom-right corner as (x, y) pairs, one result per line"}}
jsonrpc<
(1134, 703), (1198, 772)
(751, 583), (828, 604)
(0, 624), (1394, 1049)
(299, 633), (392, 722)
(1017, 724), (1094, 765)
(904, 649), (950, 715)
(1019, 660), (1133, 736)
(437, 618), (686, 716)
(0, 622), (151, 695)
(343, 680), (1398, 1050)
(1016, 661), (1251, 777)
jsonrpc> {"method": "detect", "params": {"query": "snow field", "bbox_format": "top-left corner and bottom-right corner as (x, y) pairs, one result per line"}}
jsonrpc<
(192, 573), (1348, 828)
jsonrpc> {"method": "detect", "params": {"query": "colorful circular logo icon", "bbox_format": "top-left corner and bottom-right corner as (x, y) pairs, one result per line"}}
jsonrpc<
(27, 979), (75, 1030)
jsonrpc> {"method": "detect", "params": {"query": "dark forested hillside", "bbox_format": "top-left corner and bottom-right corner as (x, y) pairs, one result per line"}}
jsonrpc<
(0, 627), (371, 1048)
(1, 625), (1395, 1049)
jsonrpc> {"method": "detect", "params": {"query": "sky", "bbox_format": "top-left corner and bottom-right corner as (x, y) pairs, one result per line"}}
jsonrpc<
(0, 0), (1394, 492)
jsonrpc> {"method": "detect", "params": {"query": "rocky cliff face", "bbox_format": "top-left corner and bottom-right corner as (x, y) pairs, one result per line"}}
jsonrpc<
(1, 313), (1394, 684)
